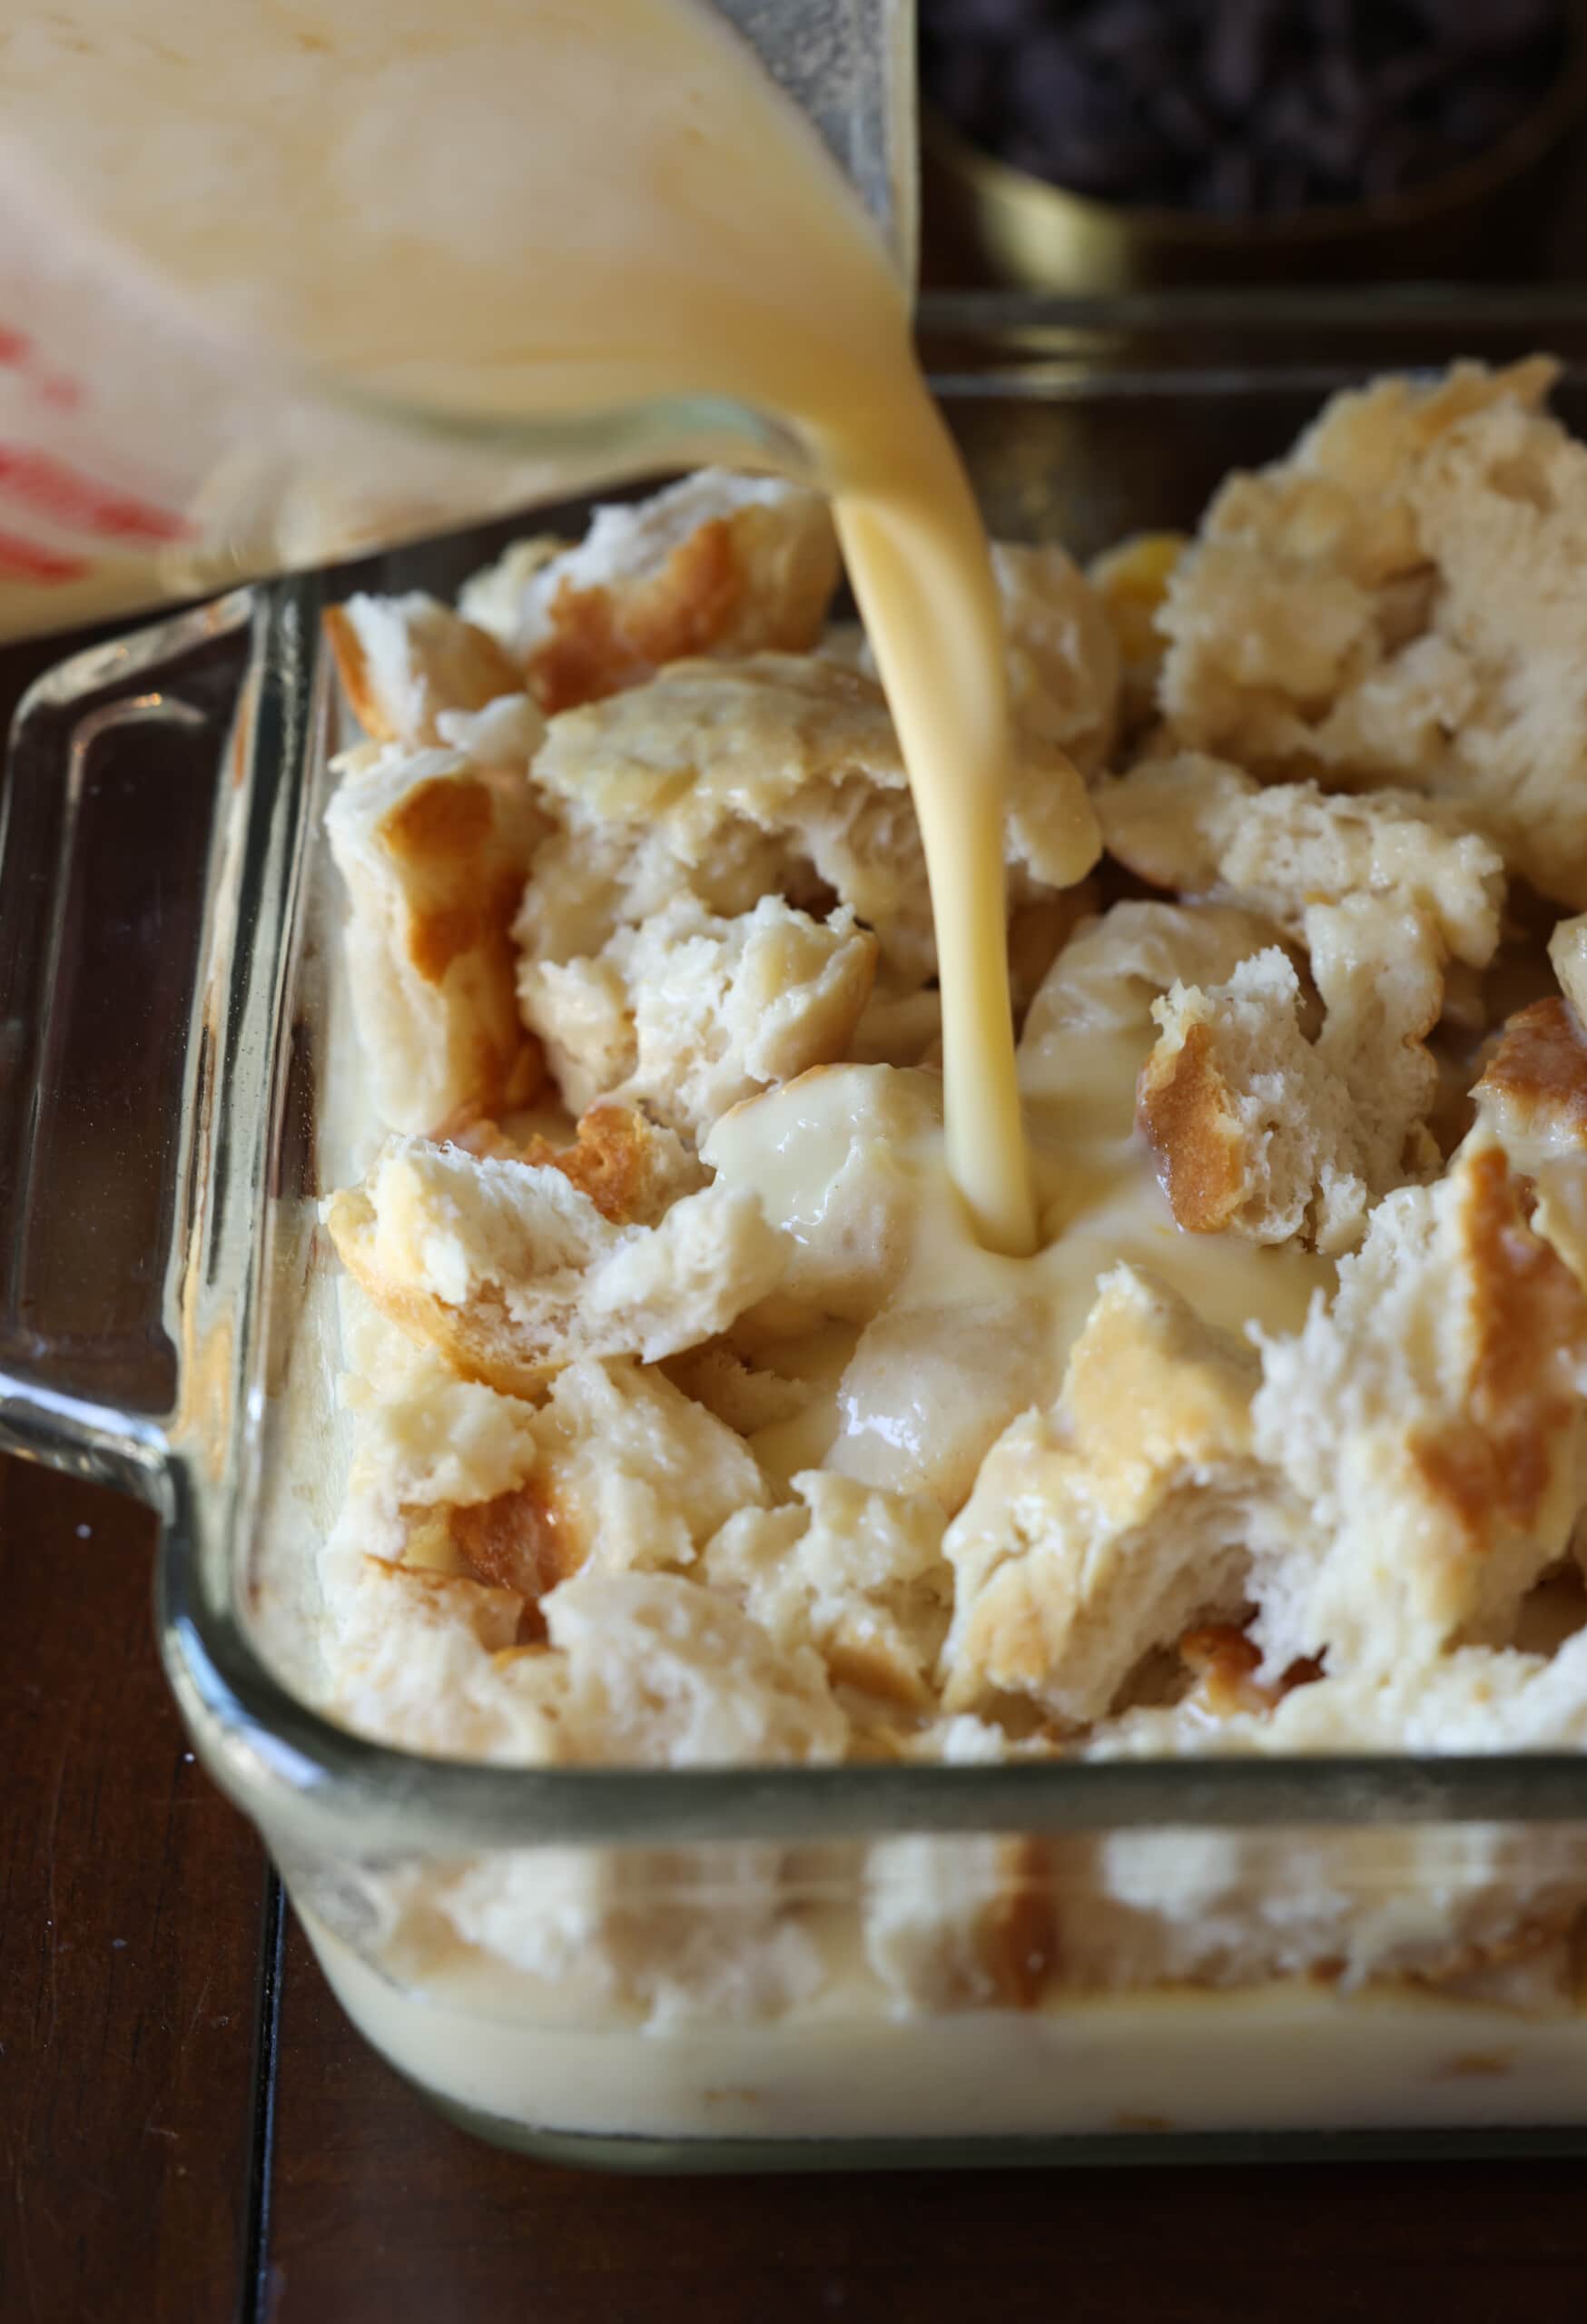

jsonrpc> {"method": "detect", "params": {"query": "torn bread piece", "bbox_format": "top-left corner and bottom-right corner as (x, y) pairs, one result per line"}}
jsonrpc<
(1018, 899), (1284, 1070)
(704, 1471), (951, 1709)
(325, 592), (525, 747)
(1158, 357), (1587, 907)
(1474, 995), (1587, 1173)
(940, 1267), (1273, 1725)
(858, 540), (1119, 776)
(1139, 948), (1366, 1250)
(518, 892), (877, 1130)
(460, 470), (841, 711)
(443, 1099), (706, 1224)
(1472, 990), (1587, 1287)
(539, 1570), (848, 1766)
(435, 1839), (828, 2026)
(1096, 753), (1505, 968)
(517, 653), (1099, 990)
(662, 1342), (816, 1438)
(864, 1835), (1057, 2013)
(1104, 772), (1478, 1236)
(325, 1136), (786, 1395)
(1078, 1644), (1587, 1992)
(456, 537), (564, 642)
(319, 1554), (561, 1759)
(994, 540), (1121, 775)
(320, 1560), (844, 1770)
(448, 1357), (770, 1610)
(1052, 1809), (1587, 1999)
(1249, 1140), (1587, 1677)
(1304, 893), (1444, 1190)
(1138, 924), (1440, 1254)
(333, 1330), (765, 1622)
(1088, 530), (1186, 734)
(339, 1338), (544, 1541)
(1097, 1630), (1587, 1760)
(1550, 913), (1587, 1025)
(432, 690), (547, 773)
(325, 745), (546, 1134)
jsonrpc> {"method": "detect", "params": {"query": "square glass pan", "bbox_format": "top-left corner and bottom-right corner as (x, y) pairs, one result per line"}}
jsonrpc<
(10, 290), (1587, 2168)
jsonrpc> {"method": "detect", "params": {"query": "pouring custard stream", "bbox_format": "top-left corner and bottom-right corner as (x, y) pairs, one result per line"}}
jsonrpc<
(0, 0), (1103, 1251)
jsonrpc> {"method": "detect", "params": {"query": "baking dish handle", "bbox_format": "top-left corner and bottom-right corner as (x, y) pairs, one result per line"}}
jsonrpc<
(0, 590), (265, 1502)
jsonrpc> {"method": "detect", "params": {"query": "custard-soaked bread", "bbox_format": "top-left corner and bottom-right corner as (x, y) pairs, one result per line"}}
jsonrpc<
(325, 745), (546, 1134)
(661, 1343), (814, 1438)
(1018, 899), (1284, 1069)
(460, 470), (842, 711)
(702, 1063), (942, 1332)
(517, 653), (1099, 990)
(940, 1267), (1272, 1725)
(1096, 753), (1505, 967)
(518, 892), (877, 1130)
(825, 1275), (1063, 1517)
(704, 1471), (951, 1709)
(1249, 1141), (1587, 1677)
(324, 591), (526, 747)
(324, 1134), (785, 1394)
(1158, 357), (1587, 907)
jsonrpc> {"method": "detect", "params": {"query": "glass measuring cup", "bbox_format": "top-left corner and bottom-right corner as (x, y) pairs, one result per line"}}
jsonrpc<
(0, 0), (915, 641)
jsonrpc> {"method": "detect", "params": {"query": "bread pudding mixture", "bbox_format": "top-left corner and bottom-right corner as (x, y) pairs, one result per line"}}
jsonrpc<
(315, 362), (1587, 2041)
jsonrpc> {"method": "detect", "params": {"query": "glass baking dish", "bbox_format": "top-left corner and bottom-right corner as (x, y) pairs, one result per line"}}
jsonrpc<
(11, 290), (1587, 2171)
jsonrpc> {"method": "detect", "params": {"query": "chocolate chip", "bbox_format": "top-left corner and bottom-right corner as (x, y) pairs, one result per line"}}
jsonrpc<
(1152, 83), (1219, 155)
(1077, 0), (1174, 60)
(931, 37), (1005, 137)
(1403, 0), (1556, 53)
(1203, 0), (1278, 113)
(1440, 84), (1529, 152)
(1201, 142), (1260, 209)
(918, 0), (1568, 217)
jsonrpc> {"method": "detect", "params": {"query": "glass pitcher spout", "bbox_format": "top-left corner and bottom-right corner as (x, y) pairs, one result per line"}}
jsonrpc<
(0, 0), (919, 637)
(718, 0), (919, 288)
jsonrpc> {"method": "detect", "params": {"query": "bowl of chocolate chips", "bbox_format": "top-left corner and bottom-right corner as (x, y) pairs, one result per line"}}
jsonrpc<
(922, 0), (1587, 287)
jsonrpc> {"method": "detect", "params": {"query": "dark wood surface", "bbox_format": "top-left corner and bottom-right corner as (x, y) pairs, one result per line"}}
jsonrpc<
(1, 1455), (268, 2324)
(6, 1452), (1587, 2324)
